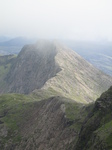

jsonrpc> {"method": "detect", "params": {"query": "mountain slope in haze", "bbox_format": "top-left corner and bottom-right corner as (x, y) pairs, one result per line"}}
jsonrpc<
(4, 40), (61, 94)
(0, 37), (36, 55)
(63, 40), (112, 76)
(0, 37), (35, 47)
(75, 86), (112, 150)
(86, 53), (112, 77)
(1, 40), (112, 103)
(0, 36), (11, 42)
(0, 55), (16, 92)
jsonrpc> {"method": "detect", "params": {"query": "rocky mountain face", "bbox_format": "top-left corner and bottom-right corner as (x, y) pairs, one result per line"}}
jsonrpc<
(5, 40), (61, 94)
(75, 86), (112, 150)
(0, 40), (112, 103)
(0, 94), (90, 150)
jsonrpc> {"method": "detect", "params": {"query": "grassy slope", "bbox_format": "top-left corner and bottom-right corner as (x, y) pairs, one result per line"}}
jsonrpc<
(0, 93), (40, 149)
(64, 101), (93, 149)
(1, 87), (112, 150)
(0, 93), (91, 149)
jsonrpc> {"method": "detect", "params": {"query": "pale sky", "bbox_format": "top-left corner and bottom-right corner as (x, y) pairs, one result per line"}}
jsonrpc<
(0, 0), (112, 41)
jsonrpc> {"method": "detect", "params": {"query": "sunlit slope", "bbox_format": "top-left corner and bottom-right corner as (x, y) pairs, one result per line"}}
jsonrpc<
(31, 41), (112, 103)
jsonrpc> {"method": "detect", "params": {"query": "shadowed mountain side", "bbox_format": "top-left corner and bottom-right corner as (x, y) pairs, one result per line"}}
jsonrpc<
(5, 40), (61, 94)
(75, 86), (112, 150)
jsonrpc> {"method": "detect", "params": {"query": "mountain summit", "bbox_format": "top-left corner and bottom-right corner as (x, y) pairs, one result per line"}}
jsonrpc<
(1, 40), (112, 103)
(5, 40), (61, 94)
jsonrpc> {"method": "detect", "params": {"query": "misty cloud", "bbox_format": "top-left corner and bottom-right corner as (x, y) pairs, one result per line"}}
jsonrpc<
(0, 0), (112, 41)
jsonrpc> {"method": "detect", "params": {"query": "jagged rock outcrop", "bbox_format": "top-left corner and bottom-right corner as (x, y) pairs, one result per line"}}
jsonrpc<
(75, 86), (112, 150)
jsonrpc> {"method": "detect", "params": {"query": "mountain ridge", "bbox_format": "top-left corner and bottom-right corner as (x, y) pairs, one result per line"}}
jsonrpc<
(0, 40), (112, 103)
(4, 40), (61, 94)
(32, 41), (112, 103)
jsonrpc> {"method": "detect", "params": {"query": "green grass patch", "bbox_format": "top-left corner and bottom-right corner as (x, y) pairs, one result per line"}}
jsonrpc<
(94, 120), (112, 149)
(106, 133), (112, 149)
(65, 102), (90, 131)
(0, 93), (39, 147)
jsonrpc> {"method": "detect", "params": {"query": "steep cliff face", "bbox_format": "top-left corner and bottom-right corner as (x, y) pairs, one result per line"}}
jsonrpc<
(75, 86), (112, 150)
